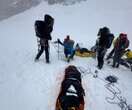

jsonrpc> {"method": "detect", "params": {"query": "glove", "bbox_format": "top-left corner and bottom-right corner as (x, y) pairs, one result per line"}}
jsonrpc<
(53, 39), (60, 44)
(57, 38), (61, 43)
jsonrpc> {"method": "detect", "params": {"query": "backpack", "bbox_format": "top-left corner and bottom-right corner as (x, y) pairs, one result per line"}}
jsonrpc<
(60, 95), (80, 110)
(98, 27), (110, 36)
(44, 14), (54, 28)
(61, 79), (84, 98)
(44, 14), (54, 36)
(98, 27), (112, 48)
(34, 20), (45, 38)
(105, 33), (114, 49)
(34, 14), (54, 39)
(98, 26), (114, 49)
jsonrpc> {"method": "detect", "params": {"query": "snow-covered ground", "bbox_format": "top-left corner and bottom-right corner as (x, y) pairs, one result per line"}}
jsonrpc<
(0, 0), (132, 110)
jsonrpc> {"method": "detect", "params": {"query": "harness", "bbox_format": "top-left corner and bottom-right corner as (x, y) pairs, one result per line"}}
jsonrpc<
(67, 77), (81, 84)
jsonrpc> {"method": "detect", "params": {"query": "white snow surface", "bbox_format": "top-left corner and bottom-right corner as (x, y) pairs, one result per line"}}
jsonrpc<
(0, 0), (132, 110)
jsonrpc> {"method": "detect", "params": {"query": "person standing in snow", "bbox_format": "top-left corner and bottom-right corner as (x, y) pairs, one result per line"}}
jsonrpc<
(96, 27), (114, 69)
(112, 33), (129, 68)
(34, 14), (54, 63)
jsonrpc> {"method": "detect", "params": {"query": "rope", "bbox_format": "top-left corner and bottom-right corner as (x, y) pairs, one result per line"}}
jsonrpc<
(77, 66), (132, 110)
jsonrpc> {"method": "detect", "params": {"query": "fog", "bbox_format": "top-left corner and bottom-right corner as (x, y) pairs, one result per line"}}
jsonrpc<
(0, 0), (86, 21)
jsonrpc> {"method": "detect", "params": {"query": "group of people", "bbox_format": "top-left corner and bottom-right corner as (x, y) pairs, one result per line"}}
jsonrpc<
(34, 14), (76, 63)
(34, 14), (131, 71)
(95, 27), (131, 69)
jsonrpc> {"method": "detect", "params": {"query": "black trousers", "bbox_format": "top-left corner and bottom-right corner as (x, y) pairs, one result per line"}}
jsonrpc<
(97, 47), (107, 69)
(35, 45), (49, 62)
(64, 49), (75, 59)
(112, 50), (124, 68)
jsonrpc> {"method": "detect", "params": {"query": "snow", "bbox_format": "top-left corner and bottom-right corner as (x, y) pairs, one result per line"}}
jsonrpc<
(0, 0), (132, 110)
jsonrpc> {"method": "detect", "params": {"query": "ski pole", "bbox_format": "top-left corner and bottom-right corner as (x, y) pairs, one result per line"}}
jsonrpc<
(58, 42), (59, 60)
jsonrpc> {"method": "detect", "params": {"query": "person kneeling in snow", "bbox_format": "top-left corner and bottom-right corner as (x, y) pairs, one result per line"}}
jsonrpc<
(57, 35), (75, 62)
(116, 49), (132, 71)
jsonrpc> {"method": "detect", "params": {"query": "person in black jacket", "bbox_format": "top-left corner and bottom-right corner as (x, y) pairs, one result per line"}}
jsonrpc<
(96, 27), (114, 69)
(35, 14), (54, 63)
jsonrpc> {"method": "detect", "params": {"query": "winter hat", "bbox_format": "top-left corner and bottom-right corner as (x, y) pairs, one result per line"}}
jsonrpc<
(119, 33), (127, 40)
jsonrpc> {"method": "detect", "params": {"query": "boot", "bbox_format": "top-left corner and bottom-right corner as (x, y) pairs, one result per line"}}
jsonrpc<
(34, 57), (39, 62)
(46, 59), (50, 63)
(97, 64), (102, 69)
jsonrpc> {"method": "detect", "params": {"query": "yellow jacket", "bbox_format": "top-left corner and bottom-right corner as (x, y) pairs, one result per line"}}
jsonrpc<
(113, 37), (119, 47)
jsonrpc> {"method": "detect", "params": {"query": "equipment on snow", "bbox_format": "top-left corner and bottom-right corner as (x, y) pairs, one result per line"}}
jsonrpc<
(75, 49), (96, 58)
(55, 65), (85, 110)
(105, 75), (118, 84)
(77, 66), (132, 110)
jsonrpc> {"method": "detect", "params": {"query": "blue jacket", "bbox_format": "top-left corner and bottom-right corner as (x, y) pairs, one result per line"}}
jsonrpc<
(58, 39), (75, 55)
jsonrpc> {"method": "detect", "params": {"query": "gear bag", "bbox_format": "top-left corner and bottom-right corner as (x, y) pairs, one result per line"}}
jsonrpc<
(60, 95), (80, 109)
(105, 33), (114, 49)
(34, 14), (54, 39)
(34, 20), (45, 38)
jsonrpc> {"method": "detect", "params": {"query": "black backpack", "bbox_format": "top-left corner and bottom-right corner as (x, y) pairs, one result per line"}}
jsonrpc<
(105, 33), (114, 49)
(34, 14), (54, 39)
(34, 20), (45, 38)
(60, 95), (80, 110)
(98, 27), (114, 49)
(61, 79), (85, 98)
(98, 27), (110, 36)
(44, 14), (54, 29)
